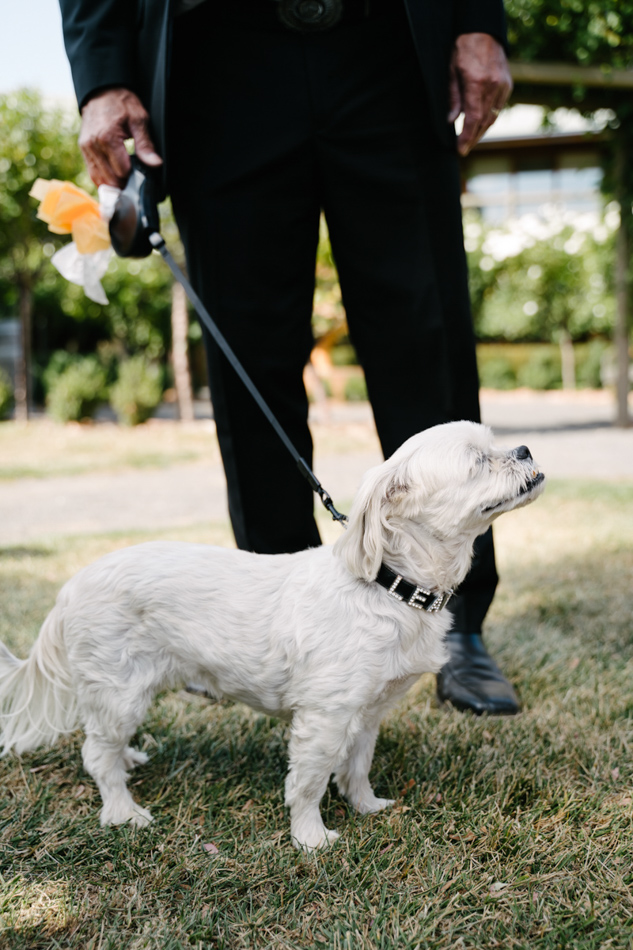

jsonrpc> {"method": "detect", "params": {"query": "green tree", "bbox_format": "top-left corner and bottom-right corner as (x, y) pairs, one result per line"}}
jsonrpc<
(0, 90), (180, 415)
(506, 2), (633, 71)
(0, 89), (85, 418)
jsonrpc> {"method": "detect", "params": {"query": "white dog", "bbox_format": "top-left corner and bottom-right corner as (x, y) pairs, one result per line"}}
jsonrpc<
(0, 421), (544, 850)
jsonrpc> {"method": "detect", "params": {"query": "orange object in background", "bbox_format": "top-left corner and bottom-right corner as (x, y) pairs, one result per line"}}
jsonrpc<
(30, 179), (111, 255)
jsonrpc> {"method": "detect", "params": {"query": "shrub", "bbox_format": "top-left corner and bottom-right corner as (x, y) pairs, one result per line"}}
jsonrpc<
(42, 350), (80, 396)
(46, 356), (108, 423)
(330, 343), (358, 367)
(464, 207), (617, 345)
(478, 355), (517, 390)
(517, 349), (562, 390)
(0, 369), (13, 420)
(576, 339), (611, 389)
(109, 355), (163, 426)
(477, 341), (613, 390)
(344, 374), (368, 402)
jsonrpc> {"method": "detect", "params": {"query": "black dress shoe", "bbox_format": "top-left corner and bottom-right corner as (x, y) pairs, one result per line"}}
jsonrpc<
(436, 633), (521, 715)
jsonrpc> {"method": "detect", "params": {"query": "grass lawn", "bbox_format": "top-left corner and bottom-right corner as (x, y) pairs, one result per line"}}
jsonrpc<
(1, 472), (632, 949)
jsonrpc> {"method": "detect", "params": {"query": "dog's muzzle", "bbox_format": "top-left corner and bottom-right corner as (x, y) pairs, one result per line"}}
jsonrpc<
(275, 0), (343, 31)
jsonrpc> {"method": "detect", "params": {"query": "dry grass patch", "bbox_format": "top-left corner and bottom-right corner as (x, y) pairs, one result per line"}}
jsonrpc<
(0, 419), (221, 481)
(0, 416), (381, 483)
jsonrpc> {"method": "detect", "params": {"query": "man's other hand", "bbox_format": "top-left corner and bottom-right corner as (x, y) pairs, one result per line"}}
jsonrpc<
(448, 33), (512, 157)
(79, 88), (163, 188)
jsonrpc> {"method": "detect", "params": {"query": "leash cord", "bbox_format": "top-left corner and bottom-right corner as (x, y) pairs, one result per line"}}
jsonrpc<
(149, 233), (349, 528)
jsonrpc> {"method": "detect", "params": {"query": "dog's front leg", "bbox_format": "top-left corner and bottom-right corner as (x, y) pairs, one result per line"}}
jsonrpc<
(285, 710), (353, 851)
(334, 721), (395, 815)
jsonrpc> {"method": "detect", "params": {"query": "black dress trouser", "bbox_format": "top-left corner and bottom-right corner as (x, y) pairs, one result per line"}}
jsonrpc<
(167, 0), (498, 632)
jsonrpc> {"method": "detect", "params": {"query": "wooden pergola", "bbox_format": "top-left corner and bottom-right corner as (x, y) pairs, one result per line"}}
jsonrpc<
(498, 60), (633, 427)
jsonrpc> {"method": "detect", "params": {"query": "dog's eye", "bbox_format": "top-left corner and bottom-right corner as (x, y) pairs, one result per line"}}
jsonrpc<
(465, 451), (489, 477)
(467, 445), (484, 461)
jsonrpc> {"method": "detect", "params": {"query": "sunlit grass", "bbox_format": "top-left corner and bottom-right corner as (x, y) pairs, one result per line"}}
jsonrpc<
(0, 417), (380, 482)
(0, 419), (220, 480)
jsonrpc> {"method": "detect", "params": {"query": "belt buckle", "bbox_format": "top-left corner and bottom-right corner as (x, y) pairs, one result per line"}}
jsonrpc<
(276, 0), (343, 32)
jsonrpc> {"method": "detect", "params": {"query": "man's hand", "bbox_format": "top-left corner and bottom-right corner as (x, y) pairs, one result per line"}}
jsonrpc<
(448, 33), (513, 157)
(79, 88), (163, 188)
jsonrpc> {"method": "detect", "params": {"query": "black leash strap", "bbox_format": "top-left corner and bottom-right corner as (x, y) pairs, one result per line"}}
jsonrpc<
(149, 233), (348, 527)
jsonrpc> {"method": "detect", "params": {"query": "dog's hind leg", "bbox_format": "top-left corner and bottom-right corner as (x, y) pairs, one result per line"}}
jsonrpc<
(81, 706), (153, 828)
(285, 710), (358, 851)
(122, 746), (149, 769)
(334, 722), (395, 815)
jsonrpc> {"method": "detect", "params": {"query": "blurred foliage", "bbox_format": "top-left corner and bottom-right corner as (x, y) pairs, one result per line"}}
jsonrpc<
(506, 2), (633, 69)
(0, 368), (13, 419)
(0, 90), (181, 404)
(42, 348), (106, 397)
(516, 347), (563, 389)
(576, 337), (611, 386)
(312, 216), (346, 342)
(109, 355), (163, 426)
(0, 89), (85, 296)
(477, 340), (611, 390)
(343, 374), (369, 402)
(477, 354), (518, 390)
(464, 209), (617, 343)
(46, 355), (108, 423)
(330, 343), (358, 366)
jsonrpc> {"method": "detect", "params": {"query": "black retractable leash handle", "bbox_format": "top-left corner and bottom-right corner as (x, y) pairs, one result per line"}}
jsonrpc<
(109, 156), (348, 528)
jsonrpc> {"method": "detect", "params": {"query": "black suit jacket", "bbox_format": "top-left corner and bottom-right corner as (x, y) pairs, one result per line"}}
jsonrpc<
(59, 0), (507, 190)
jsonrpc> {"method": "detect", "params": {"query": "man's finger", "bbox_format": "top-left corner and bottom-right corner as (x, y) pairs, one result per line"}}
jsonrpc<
(462, 86), (509, 153)
(455, 85), (492, 154)
(457, 116), (484, 156)
(129, 119), (163, 167)
(80, 142), (121, 188)
(81, 139), (129, 187)
(100, 140), (133, 182)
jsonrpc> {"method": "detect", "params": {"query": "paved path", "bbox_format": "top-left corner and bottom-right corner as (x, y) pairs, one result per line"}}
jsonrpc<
(1, 391), (631, 544)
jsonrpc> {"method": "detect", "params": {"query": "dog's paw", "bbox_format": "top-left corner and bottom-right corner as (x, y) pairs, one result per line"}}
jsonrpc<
(292, 826), (341, 852)
(127, 807), (153, 828)
(354, 796), (395, 815)
(101, 804), (154, 828)
(122, 747), (149, 770)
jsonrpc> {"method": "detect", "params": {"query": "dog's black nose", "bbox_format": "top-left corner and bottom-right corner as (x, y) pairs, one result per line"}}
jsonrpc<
(513, 445), (532, 461)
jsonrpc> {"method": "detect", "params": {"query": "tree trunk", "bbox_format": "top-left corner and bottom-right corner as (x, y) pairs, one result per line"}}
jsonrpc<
(559, 330), (576, 391)
(14, 280), (32, 422)
(614, 143), (631, 427)
(171, 281), (194, 422)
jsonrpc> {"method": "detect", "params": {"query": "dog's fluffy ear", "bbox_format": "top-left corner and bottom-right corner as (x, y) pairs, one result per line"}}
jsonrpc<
(334, 466), (408, 582)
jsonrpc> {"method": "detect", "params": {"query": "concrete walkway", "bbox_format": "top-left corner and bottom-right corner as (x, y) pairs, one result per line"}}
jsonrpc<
(1, 390), (631, 545)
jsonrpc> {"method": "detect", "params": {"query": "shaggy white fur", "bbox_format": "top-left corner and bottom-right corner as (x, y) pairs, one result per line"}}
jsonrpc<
(0, 421), (544, 850)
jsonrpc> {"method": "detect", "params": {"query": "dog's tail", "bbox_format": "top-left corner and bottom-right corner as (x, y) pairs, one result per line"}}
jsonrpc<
(0, 604), (78, 755)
